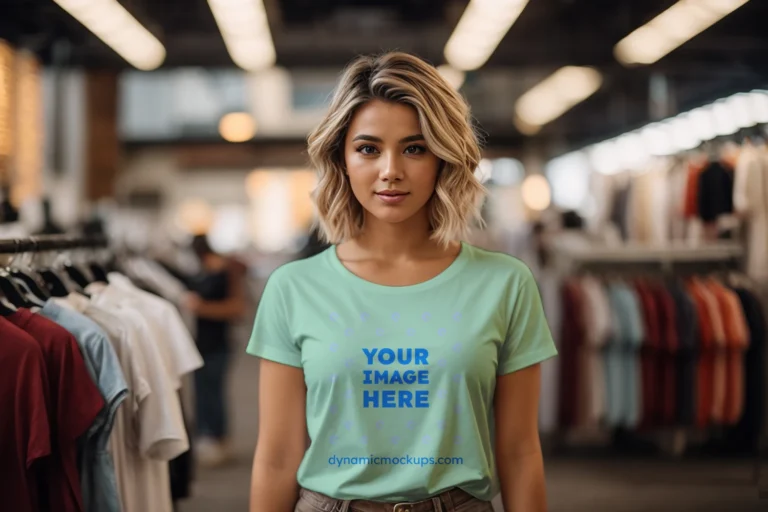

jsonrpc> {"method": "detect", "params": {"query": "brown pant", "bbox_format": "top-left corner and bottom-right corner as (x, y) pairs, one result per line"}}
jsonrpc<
(295, 487), (495, 512)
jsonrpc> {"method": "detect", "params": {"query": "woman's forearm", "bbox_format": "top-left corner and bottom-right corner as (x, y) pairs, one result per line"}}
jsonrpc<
(250, 462), (300, 512)
(498, 449), (548, 512)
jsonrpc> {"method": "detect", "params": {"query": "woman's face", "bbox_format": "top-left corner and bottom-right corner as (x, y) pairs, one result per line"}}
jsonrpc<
(343, 99), (441, 227)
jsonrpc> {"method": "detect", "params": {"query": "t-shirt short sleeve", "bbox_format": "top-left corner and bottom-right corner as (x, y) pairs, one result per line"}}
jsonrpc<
(498, 268), (558, 375)
(246, 271), (302, 368)
(17, 339), (52, 467)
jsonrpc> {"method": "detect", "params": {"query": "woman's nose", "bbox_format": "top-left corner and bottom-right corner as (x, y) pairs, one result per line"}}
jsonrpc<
(379, 153), (404, 181)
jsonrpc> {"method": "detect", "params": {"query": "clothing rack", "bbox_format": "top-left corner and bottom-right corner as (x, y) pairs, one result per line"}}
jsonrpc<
(0, 232), (202, 512)
(0, 234), (109, 254)
(546, 233), (766, 486)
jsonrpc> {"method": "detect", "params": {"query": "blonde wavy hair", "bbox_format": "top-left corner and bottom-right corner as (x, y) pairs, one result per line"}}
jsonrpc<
(307, 52), (486, 248)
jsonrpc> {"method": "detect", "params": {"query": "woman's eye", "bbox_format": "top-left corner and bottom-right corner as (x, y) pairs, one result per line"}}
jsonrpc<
(357, 145), (378, 155)
(404, 145), (426, 155)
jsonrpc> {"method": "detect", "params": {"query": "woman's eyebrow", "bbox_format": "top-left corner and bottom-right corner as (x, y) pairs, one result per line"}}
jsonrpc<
(350, 134), (425, 143)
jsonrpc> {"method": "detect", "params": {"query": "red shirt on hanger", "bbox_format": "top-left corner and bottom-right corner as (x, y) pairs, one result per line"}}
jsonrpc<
(5, 309), (104, 512)
(0, 317), (51, 512)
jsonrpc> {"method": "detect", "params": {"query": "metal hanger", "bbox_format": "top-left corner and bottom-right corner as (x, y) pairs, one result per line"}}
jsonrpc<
(0, 241), (39, 308)
(37, 242), (72, 298)
(9, 239), (50, 304)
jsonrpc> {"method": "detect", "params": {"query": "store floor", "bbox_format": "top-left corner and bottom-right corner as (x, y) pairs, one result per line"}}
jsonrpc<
(178, 341), (767, 512)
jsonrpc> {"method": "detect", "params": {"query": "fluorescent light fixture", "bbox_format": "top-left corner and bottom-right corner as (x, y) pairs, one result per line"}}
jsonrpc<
(514, 66), (602, 133)
(711, 100), (739, 136)
(444, 0), (530, 71)
(207, 0), (275, 71)
(726, 93), (755, 128)
(688, 106), (718, 141)
(641, 122), (675, 156)
(550, 89), (768, 177)
(615, 132), (650, 170)
(437, 64), (466, 90)
(750, 91), (768, 123)
(53, 0), (165, 70)
(588, 141), (622, 175)
(614, 0), (751, 66)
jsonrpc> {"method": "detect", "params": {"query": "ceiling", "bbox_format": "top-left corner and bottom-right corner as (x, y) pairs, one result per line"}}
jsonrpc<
(2, 0), (768, 151)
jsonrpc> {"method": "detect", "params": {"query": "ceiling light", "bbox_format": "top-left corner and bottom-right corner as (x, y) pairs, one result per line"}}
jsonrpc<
(521, 174), (551, 211)
(614, 0), (751, 66)
(688, 106), (717, 141)
(514, 66), (602, 132)
(725, 93), (755, 129)
(668, 116), (701, 151)
(641, 122), (675, 156)
(53, 0), (165, 70)
(219, 112), (257, 142)
(711, 100), (739, 136)
(615, 132), (649, 170)
(588, 142), (622, 175)
(444, 0), (530, 71)
(749, 91), (768, 124)
(437, 64), (465, 90)
(207, 0), (276, 71)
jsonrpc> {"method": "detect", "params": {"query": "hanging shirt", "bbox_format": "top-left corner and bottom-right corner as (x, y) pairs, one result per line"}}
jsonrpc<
(667, 281), (699, 426)
(558, 279), (585, 429)
(650, 284), (679, 426)
(733, 145), (768, 281)
(732, 288), (767, 444)
(247, 243), (557, 502)
(0, 317), (51, 512)
(697, 280), (728, 424)
(100, 273), (203, 380)
(39, 301), (128, 512)
(579, 276), (612, 427)
(5, 309), (105, 512)
(75, 287), (189, 512)
(697, 161), (735, 224)
(606, 283), (645, 428)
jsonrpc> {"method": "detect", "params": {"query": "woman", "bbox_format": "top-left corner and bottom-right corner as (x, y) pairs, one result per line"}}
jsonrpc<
(185, 234), (247, 467)
(247, 52), (557, 511)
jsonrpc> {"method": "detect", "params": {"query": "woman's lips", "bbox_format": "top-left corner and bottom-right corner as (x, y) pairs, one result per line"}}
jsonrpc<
(375, 192), (409, 204)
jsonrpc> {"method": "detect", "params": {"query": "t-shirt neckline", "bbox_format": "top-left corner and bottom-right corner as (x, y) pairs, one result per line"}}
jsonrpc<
(326, 241), (470, 294)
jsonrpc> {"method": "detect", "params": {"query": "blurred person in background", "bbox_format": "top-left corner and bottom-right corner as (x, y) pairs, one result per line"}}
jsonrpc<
(247, 52), (557, 512)
(185, 234), (247, 467)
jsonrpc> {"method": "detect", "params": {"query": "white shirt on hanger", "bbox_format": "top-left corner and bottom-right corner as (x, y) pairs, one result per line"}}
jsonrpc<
(55, 293), (187, 512)
(102, 272), (204, 378)
(734, 144), (768, 282)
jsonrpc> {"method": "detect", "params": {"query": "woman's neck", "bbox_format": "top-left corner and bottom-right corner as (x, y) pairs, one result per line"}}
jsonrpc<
(345, 212), (447, 261)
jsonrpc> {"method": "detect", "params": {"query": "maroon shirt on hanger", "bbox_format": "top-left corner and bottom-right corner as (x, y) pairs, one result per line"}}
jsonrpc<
(650, 283), (679, 425)
(558, 279), (585, 428)
(634, 281), (660, 429)
(5, 309), (104, 512)
(0, 317), (51, 512)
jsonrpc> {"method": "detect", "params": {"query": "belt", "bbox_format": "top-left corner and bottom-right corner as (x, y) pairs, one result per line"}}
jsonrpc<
(298, 486), (479, 512)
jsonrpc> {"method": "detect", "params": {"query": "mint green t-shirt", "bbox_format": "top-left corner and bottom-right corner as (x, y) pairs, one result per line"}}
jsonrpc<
(246, 242), (557, 502)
